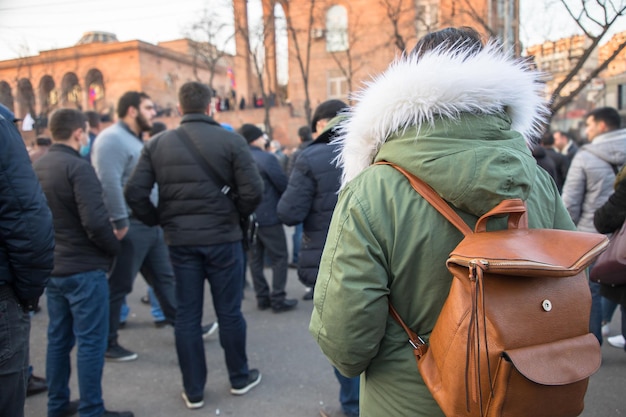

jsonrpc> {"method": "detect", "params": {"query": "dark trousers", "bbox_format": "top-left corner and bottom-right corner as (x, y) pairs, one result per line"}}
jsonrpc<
(169, 242), (250, 400)
(108, 219), (176, 346)
(0, 285), (29, 417)
(249, 224), (288, 305)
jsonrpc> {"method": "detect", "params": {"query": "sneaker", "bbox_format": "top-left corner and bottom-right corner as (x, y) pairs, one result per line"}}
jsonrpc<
(230, 369), (262, 395)
(154, 319), (172, 328)
(105, 343), (138, 362)
(302, 287), (314, 301)
(257, 298), (271, 311)
(26, 374), (47, 396)
(272, 298), (298, 313)
(101, 410), (134, 417)
(202, 322), (219, 340)
(59, 399), (80, 417)
(181, 392), (204, 409)
(607, 334), (626, 349)
(602, 323), (610, 338)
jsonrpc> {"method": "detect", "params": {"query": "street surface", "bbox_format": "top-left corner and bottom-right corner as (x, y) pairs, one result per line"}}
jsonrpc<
(24, 236), (626, 416)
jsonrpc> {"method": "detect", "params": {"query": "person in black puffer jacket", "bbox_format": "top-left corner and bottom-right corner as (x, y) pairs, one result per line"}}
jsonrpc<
(277, 100), (347, 300)
(0, 104), (54, 417)
(277, 99), (360, 417)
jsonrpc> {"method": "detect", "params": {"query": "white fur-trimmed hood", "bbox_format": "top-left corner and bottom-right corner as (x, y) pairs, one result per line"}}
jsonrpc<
(335, 42), (550, 187)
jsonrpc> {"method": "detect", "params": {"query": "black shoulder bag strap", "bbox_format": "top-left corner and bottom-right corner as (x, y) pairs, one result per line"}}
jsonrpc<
(175, 125), (232, 196)
(175, 125), (258, 248)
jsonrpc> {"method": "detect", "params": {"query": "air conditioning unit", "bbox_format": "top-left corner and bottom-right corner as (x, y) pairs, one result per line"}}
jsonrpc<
(311, 28), (325, 40)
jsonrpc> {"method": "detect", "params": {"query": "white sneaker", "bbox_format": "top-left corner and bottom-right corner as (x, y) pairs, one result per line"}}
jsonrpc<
(602, 323), (610, 338)
(202, 322), (219, 340)
(182, 392), (204, 409)
(607, 334), (625, 349)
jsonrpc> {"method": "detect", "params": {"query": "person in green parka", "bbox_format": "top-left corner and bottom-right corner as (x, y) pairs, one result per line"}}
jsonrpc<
(309, 27), (576, 417)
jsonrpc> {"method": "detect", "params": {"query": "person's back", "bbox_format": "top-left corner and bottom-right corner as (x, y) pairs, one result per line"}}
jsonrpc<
(277, 101), (360, 417)
(127, 113), (262, 244)
(125, 81), (264, 410)
(309, 27), (574, 417)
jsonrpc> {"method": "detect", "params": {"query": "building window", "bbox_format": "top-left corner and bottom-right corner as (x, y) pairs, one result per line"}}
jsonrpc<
(327, 70), (348, 99)
(326, 5), (349, 52)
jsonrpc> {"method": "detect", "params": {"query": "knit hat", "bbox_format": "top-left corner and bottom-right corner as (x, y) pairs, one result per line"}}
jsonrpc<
(311, 99), (348, 133)
(238, 124), (264, 143)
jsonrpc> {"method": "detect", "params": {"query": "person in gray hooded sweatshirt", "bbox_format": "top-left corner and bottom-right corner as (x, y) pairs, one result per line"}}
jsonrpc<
(562, 106), (626, 345)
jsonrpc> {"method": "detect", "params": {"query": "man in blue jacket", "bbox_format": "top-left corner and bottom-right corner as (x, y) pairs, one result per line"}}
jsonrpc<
(238, 124), (298, 313)
(0, 104), (54, 417)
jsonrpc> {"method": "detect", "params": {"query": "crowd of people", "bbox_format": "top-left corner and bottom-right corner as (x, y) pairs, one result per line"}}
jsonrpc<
(1, 26), (625, 417)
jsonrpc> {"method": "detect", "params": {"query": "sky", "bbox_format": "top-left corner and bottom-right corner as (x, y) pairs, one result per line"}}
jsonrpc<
(0, 0), (624, 62)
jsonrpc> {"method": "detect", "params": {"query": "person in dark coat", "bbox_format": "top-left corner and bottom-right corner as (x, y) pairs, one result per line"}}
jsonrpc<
(531, 143), (558, 185)
(277, 99), (360, 417)
(238, 123), (298, 313)
(0, 104), (54, 417)
(125, 82), (264, 409)
(594, 168), (626, 351)
(285, 125), (314, 267)
(541, 131), (568, 192)
(34, 108), (131, 417)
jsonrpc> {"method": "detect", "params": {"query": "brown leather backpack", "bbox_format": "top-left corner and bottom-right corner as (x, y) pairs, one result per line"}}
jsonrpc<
(384, 162), (608, 417)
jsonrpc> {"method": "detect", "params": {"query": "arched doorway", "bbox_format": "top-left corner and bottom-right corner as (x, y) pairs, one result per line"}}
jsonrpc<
(0, 81), (14, 112)
(61, 72), (82, 110)
(85, 69), (105, 111)
(39, 75), (58, 125)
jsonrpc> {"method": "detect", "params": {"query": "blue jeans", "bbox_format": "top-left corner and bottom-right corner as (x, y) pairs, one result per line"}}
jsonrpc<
(108, 220), (176, 346)
(0, 285), (30, 417)
(292, 223), (303, 264)
(148, 287), (165, 321)
(169, 242), (250, 400)
(602, 296), (618, 324)
(333, 367), (359, 416)
(119, 287), (164, 323)
(46, 271), (109, 417)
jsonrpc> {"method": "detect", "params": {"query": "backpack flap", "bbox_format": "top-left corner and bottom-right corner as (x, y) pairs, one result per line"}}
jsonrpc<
(448, 228), (609, 278)
(483, 333), (601, 417)
(502, 333), (601, 386)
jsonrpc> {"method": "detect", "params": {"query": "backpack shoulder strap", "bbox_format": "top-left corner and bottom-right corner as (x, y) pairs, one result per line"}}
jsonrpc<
(376, 161), (473, 236)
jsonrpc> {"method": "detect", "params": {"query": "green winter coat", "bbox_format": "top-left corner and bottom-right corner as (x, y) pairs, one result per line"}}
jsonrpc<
(309, 44), (575, 417)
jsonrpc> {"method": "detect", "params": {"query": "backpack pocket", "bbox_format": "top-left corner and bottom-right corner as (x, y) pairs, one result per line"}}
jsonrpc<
(486, 333), (601, 417)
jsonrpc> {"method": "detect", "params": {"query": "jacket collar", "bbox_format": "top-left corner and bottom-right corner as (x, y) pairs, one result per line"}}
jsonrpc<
(335, 42), (549, 187)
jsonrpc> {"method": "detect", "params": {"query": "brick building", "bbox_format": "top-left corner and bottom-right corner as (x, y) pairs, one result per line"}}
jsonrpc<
(526, 30), (626, 134)
(0, 1), (519, 148)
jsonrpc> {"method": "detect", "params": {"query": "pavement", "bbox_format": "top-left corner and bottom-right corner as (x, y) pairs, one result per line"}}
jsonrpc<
(24, 254), (626, 417)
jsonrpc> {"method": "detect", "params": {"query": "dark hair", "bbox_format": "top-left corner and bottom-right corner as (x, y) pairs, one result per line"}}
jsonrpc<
(410, 27), (483, 60)
(586, 107), (621, 130)
(150, 121), (167, 136)
(117, 91), (150, 118)
(49, 108), (87, 141)
(36, 137), (52, 146)
(298, 125), (312, 143)
(84, 111), (100, 128)
(178, 82), (212, 114)
(541, 131), (554, 146)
